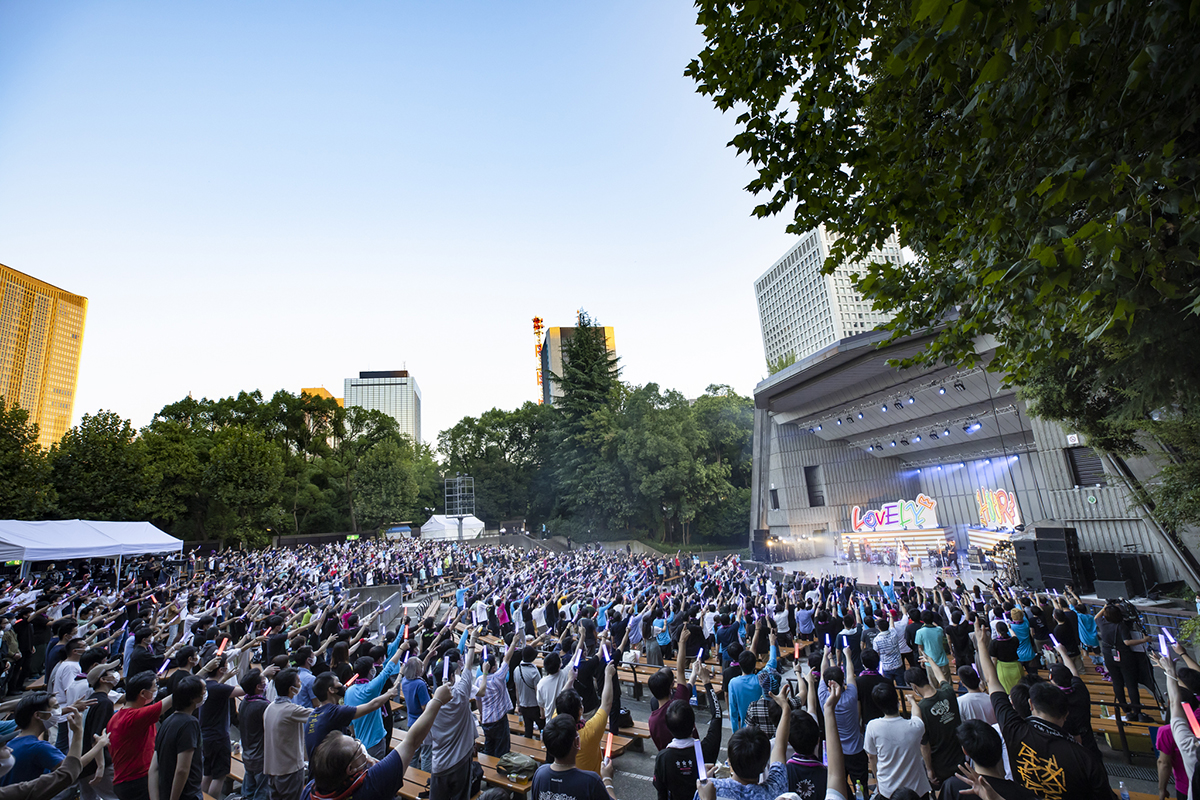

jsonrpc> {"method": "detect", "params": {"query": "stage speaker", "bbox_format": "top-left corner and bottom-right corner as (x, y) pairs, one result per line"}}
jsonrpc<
(1042, 576), (1073, 592)
(1036, 526), (1069, 542)
(1036, 539), (1068, 554)
(1119, 555), (1157, 597)
(1090, 552), (1123, 582)
(1013, 540), (1038, 557)
(1039, 551), (1070, 568)
(1095, 579), (1133, 600)
(752, 529), (769, 562)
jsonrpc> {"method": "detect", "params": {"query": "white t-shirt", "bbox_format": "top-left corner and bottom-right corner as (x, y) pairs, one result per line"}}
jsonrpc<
(863, 715), (932, 798)
(958, 690), (997, 724)
(536, 669), (571, 721)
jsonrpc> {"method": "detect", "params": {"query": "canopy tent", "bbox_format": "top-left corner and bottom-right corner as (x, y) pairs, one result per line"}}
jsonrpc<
(419, 514), (485, 541)
(0, 520), (183, 563)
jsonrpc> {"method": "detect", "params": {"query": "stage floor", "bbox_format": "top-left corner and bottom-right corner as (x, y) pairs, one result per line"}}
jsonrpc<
(768, 555), (996, 588)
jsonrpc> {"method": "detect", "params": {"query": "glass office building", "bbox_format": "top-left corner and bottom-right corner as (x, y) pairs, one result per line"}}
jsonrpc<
(0, 263), (88, 448)
(344, 370), (421, 444)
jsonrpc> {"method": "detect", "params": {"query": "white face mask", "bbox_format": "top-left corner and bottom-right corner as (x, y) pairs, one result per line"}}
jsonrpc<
(0, 749), (13, 778)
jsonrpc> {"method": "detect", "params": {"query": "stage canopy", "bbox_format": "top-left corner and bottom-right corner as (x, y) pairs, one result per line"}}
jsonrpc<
(419, 515), (485, 541)
(0, 520), (183, 563)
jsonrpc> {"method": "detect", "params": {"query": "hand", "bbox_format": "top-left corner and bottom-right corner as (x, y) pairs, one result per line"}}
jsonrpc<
(680, 627), (690, 642)
(606, 662), (617, 679)
(600, 757), (615, 780)
(433, 684), (453, 704)
(66, 707), (84, 734)
(698, 778), (716, 800)
(823, 680), (842, 711)
(263, 665), (281, 678)
(771, 681), (791, 709)
(955, 764), (1004, 800)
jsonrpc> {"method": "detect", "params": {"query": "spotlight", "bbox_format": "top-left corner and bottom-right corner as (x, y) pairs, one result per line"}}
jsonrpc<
(913, 435), (921, 443)
(916, 468), (921, 474)
(930, 432), (938, 440)
(816, 424), (822, 431)
(984, 458), (991, 463)
(809, 428), (814, 433)
(937, 466), (943, 471)
(900, 439), (909, 446)
(938, 386), (946, 395)
(890, 440), (897, 447)
(908, 396), (915, 404)
(836, 419), (842, 425)
(943, 429), (951, 437)
(953, 381), (966, 392)
(964, 421), (982, 434)
(857, 413), (864, 419)
(960, 462), (965, 467)
(882, 404), (888, 412)
(868, 445), (875, 452)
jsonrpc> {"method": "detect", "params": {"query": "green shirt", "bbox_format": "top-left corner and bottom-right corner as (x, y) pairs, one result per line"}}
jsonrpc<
(915, 624), (949, 667)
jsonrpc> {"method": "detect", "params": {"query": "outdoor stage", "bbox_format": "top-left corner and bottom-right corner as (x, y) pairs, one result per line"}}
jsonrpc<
(767, 554), (996, 589)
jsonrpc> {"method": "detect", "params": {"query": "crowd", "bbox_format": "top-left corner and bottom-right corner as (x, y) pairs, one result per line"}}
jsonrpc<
(0, 538), (1190, 800)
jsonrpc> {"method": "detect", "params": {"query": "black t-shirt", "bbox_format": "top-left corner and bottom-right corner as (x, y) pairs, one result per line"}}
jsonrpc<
(917, 683), (965, 780)
(942, 774), (1039, 800)
(653, 744), (701, 800)
(299, 750), (408, 800)
(306, 704), (357, 759)
(1060, 678), (1101, 756)
(155, 711), (203, 800)
(238, 696), (270, 772)
(200, 680), (236, 741)
(991, 691), (1116, 800)
(1055, 621), (1081, 654)
(266, 633), (289, 663)
(786, 756), (827, 800)
(991, 636), (1020, 663)
(857, 672), (892, 727)
(81, 689), (115, 778)
(531, 764), (608, 800)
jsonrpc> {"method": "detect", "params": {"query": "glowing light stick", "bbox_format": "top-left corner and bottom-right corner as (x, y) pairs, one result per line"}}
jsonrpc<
(442, 657), (450, 682)
(794, 642), (801, 660)
(1161, 634), (1171, 658)
(825, 634), (831, 648)
(1166, 629), (1177, 645)
(1184, 702), (1200, 737)
(216, 638), (228, 655)
(689, 648), (703, 683)
(601, 643), (611, 663)
(572, 648), (583, 671)
(403, 625), (410, 640)
(157, 658), (171, 675)
(1048, 633), (1059, 647)
(694, 739), (707, 780)
(346, 674), (359, 687)
(605, 732), (614, 760)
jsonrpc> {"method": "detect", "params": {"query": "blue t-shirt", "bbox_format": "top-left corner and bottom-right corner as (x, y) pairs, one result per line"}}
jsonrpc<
(693, 762), (788, 800)
(305, 703), (357, 759)
(914, 625), (949, 667)
(1009, 619), (1034, 661)
(345, 659), (400, 749)
(531, 764), (608, 800)
(402, 676), (431, 726)
(456, 588), (468, 608)
(1, 735), (63, 786)
(301, 750), (407, 800)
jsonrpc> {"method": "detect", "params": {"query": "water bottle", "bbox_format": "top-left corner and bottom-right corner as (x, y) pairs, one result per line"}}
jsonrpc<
(1119, 781), (1130, 800)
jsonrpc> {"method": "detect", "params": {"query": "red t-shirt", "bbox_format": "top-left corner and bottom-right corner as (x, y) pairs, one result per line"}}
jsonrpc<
(108, 701), (163, 784)
(648, 683), (693, 751)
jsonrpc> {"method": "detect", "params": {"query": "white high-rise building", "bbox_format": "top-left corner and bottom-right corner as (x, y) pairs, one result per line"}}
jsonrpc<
(754, 225), (904, 366)
(344, 370), (422, 444)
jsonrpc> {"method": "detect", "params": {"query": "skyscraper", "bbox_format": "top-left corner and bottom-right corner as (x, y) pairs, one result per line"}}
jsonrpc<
(754, 225), (903, 367)
(344, 370), (421, 444)
(0, 263), (88, 448)
(540, 326), (616, 405)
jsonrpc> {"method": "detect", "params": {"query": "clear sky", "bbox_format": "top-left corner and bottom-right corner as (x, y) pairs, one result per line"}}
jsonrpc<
(0, 1), (797, 447)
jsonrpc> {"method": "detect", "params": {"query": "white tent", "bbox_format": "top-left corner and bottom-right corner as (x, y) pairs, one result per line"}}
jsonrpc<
(419, 515), (485, 541)
(0, 520), (183, 563)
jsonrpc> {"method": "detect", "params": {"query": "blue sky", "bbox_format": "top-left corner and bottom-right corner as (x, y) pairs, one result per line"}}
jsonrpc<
(0, 1), (796, 446)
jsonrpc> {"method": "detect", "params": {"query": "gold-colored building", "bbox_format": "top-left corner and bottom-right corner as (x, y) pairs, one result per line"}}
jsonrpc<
(540, 326), (617, 405)
(301, 387), (344, 407)
(0, 264), (88, 448)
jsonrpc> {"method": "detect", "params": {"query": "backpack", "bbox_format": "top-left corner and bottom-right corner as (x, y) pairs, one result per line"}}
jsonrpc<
(495, 752), (539, 781)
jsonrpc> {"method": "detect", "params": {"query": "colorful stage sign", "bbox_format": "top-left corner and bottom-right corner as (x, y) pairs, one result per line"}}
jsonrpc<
(975, 487), (1021, 529)
(851, 494), (938, 532)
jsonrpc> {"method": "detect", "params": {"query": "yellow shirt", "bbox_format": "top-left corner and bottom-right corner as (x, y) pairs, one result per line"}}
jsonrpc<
(575, 708), (608, 775)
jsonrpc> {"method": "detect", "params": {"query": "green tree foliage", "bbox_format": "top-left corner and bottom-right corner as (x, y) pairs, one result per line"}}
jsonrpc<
(767, 352), (796, 375)
(355, 438), (420, 530)
(686, 0), (1200, 418)
(203, 425), (284, 547)
(50, 411), (150, 520)
(0, 398), (55, 518)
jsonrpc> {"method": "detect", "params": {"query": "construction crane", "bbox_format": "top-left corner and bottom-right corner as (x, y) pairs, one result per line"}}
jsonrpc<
(532, 316), (545, 404)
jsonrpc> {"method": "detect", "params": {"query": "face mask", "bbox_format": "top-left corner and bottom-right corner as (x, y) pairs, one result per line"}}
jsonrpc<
(0, 749), (13, 778)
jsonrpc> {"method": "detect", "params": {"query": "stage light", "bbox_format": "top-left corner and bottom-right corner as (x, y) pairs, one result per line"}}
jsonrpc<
(916, 468), (921, 474)
(900, 439), (909, 446)
(943, 429), (951, 437)
(809, 427), (814, 433)
(882, 404), (888, 412)
(908, 396), (915, 404)
(930, 432), (938, 439)
(836, 419), (842, 425)
(954, 381), (966, 392)
(964, 421), (982, 434)
(939, 386), (946, 395)
(857, 413), (864, 419)
(816, 424), (822, 431)
(868, 445), (875, 452)
(890, 440), (896, 447)
(960, 462), (965, 467)
(984, 458), (991, 464)
(937, 466), (943, 471)
(913, 435), (921, 443)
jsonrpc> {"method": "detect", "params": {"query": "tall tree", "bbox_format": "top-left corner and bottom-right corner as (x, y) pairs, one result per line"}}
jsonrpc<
(50, 411), (149, 520)
(686, 0), (1200, 417)
(202, 425), (284, 547)
(331, 406), (401, 531)
(0, 398), (55, 518)
(355, 438), (420, 530)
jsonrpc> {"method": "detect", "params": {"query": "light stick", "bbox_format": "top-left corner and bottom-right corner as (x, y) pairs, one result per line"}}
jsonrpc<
(825, 634), (831, 648)
(1184, 702), (1200, 738)
(794, 642), (801, 660)
(346, 674), (359, 687)
(216, 638), (228, 655)
(694, 739), (707, 780)
(601, 643), (611, 663)
(443, 657), (451, 682)
(572, 648), (583, 670)
(605, 732), (614, 760)
(1161, 634), (1171, 658)
(1048, 633), (1058, 647)
(157, 658), (171, 675)
(1166, 629), (1177, 645)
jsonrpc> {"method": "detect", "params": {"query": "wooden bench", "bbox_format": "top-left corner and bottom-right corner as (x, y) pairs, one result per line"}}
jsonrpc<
(475, 752), (534, 796)
(503, 713), (633, 756)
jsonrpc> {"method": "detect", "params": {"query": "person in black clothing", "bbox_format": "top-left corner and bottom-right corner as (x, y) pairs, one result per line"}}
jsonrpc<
(947, 610), (975, 674)
(128, 628), (160, 678)
(237, 670), (271, 800)
(784, 710), (826, 800)
(976, 619), (1115, 800)
(81, 661), (121, 800)
(904, 607), (922, 669)
(1097, 604), (1156, 723)
(856, 649), (892, 728)
(200, 656), (244, 798)
(720, 643), (743, 699)
(651, 695), (723, 800)
(150, 675), (206, 800)
(941, 720), (1039, 800)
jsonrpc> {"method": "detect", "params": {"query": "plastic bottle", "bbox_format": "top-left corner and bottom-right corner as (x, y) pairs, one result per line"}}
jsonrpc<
(1119, 781), (1130, 800)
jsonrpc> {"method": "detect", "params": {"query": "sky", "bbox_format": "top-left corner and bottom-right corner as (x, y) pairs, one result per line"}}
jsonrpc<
(0, 1), (798, 448)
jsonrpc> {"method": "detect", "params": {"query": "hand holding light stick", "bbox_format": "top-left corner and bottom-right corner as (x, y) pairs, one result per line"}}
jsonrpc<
(694, 739), (707, 780)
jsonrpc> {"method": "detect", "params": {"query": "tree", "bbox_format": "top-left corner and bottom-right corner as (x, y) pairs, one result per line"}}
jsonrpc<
(140, 418), (206, 534)
(0, 398), (55, 518)
(202, 425), (284, 547)
(355, 438), (420, 530)
(686, 0), (1200, 419)
(767, 352), (796, 375)
(50, 411), (149, 520)
(331, 406), (401, 531)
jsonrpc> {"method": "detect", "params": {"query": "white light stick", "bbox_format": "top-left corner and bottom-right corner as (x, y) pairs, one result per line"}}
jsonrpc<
(1049, 633), (1059, 647)
(694, 739), (707, 781)
(601, 643), (610, 663)
(1161, 634), (1171, 658)
(690, 648), (704, 683)
(572, 648), (583, 670)
(443, 656), (450, 682)
(825, 634), (831, 648)
(1166, 629), (1177, 645)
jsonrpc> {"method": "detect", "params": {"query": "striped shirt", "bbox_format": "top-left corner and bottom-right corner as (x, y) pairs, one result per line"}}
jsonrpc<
(874, 627), (903, 672)
(475, 662), (512, 724)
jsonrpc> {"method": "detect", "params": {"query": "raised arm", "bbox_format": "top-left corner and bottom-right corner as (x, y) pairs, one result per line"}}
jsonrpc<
(675, 627), (690, 688)
(397, 683), (451, 769)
